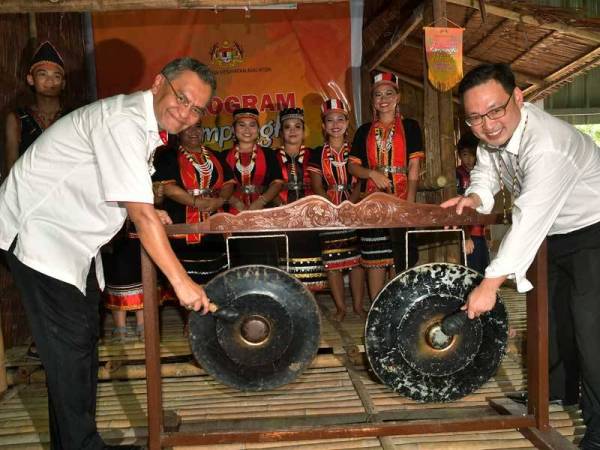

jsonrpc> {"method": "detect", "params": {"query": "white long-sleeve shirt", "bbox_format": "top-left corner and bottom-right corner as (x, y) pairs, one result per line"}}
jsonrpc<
(0, 90), (161, 293)
(465, 102), (600, 292)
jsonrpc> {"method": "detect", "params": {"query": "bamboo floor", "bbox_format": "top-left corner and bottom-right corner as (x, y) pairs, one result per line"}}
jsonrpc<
(0, 288), (586, 449)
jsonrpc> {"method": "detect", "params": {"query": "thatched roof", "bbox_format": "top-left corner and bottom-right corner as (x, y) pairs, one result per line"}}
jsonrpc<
(364, 0), (600, 101)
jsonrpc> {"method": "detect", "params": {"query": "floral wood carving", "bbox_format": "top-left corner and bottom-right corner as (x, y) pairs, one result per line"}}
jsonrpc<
(166, 193), (503, 236)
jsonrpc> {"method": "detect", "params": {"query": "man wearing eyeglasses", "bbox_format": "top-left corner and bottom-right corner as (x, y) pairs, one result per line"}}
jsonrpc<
(442, 63), (600, 450)
(0, 57), (215, 450)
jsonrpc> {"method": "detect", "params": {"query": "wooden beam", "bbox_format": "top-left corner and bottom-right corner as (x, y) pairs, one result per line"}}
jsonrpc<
(365, 3), (424, 72)
(448, 0), (600, 45)
(466, 18), (514, 56)
(478, 0), (487, 23)
(0, 0), (346, 13)
(362, 0), (407, 57)
(404, 37), (543, 86)
(378, 64), (461, 104)
(462, 7), (481, 30)
(509, 30), (558, 66)
(524, 45), (600, 101)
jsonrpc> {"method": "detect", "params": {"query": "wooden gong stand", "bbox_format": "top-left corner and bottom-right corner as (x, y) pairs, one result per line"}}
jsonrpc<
(141, 193), (575, 450)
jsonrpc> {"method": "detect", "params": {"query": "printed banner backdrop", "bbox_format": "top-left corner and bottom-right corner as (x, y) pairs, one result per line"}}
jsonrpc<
(92, 4), (352, 149)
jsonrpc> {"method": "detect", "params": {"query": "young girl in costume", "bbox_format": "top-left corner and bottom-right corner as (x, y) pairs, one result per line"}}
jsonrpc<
(309, 99), (365, 321)
(348, 72), (424, 300)
(224, 108), (283, 267)
(275, 107), (327, 292)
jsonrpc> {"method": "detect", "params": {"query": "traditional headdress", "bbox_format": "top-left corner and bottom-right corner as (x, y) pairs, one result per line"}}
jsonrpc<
(232, 107), (259, 122)
(320, 99), (348, 117)
(372, 71), (399, 90)
(29, 41), (65, 75)
(279, 107), (304, 124)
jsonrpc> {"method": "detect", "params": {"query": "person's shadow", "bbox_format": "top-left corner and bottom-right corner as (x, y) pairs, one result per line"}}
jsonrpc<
(93, 39), (146, 97)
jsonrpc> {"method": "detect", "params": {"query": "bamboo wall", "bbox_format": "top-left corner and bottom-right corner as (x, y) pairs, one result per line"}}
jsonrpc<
(0, 12), (90, 348)
(0, 12), (92, 176)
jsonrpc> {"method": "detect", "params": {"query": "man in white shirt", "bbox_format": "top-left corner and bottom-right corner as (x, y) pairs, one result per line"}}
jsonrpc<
(442, 63), (600, 450)
(0, 57), (215, 450)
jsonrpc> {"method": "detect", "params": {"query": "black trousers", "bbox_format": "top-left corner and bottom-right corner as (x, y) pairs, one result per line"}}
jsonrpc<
(547, 221), (600, 433)
(6, 249), (105, 450)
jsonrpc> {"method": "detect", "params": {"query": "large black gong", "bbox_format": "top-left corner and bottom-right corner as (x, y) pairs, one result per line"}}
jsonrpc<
(189, 265), (321, 391)
(365, 263), (508, 402)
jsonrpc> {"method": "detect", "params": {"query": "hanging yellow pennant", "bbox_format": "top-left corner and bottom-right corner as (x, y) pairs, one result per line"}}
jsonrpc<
(424, 27), (464, 92)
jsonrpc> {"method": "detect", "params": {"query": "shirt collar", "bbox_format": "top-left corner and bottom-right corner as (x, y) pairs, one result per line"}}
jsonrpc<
(142, 90), (159, 134)
(503, 103), (529, 156)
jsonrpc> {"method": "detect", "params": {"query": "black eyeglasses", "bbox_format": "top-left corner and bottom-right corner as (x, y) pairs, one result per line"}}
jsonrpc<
(161, 73), (206, 118)
(464, 92), (513, 127)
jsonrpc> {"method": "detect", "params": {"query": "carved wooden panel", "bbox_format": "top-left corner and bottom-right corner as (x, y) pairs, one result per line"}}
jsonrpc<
(166, 193), (503, 236)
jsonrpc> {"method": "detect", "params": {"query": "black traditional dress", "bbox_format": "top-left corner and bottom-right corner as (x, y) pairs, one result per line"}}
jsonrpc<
(275, 146), (327, 291)
(350, 117), (424, 270)
(15, 106), (65, 155)
(153, 144), (236, 285)
(308, 143), (361, 272)
(224, 144), (284, 267)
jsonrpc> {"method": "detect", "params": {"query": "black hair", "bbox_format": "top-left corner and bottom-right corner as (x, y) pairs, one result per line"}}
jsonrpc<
(458, 63), (516, 99)
(457, 132), (479, 152)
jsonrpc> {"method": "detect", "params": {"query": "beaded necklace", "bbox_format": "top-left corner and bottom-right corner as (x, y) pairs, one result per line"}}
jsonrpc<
(180, 145), (213, 189)
(326, 142), (349, 168)
(234, 144), (257, 186)
(279, 146), (306, 183)
(375, 122), (395, 167)
(30, 107), (62, 130)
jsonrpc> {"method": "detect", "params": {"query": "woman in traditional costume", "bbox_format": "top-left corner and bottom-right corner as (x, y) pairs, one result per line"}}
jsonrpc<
(224, 108), (283, 267)
(153, 120), (235, 285)
(275, 107), (327, 292)
(309, 99), (365, 321)
(348, 72), (424, 300)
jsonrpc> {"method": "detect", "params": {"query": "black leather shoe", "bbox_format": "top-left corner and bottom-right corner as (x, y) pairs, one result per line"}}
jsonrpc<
(104, 445), (145, 450)
(506, 391), (577, 407)
(580, 430), (600, 450)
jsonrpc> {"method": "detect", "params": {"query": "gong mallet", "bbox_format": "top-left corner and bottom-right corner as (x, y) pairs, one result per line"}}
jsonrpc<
(440, 310), (470, 336)
(208, 303), (240, 322)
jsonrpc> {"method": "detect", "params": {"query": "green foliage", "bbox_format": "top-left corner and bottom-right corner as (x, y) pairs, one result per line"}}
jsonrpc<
(575, 124), (600, 145)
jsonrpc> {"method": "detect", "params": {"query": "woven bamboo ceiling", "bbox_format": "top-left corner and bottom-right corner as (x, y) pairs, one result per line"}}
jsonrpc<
(364, 0), (600, 101)
(3, 0), (598, 101)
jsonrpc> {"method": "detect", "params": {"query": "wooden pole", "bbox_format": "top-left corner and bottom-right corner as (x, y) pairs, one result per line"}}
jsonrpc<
(433, 0), (457, 202)
(28, 12), (37, 42)
(0, 310), (7, 395)
(141, 247), (162, 450)
(526, 240), (550, 431)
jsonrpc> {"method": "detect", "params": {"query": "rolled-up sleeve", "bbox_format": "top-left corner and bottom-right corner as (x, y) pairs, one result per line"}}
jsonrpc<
(485, 148), (578, 292)
(92, 116), (154, 204)
(465, 146), (500, 214)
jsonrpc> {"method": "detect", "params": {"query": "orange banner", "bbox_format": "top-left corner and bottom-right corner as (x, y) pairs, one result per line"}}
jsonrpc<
(92, 5), (352, 149)
(424, 27), (464, 92)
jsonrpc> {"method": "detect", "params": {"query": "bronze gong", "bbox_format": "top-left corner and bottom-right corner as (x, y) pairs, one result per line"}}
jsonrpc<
(189, 265), (321, 391)
(365, 263), (508, 402)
